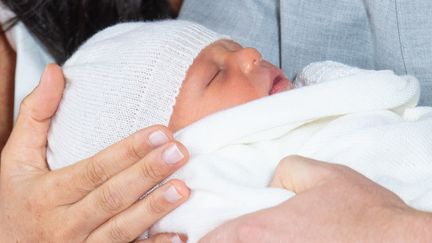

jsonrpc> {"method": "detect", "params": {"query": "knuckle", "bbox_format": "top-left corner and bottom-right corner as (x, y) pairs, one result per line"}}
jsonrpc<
(18, 95), (39, 121)
(275, 156), (296, 172)
(98, 184), (124, 213)
(85, 159), (109, 186)
(126, 137), (142, 161)
(19, 96), (32, 114)
(283, 154), (305, 162)
(316, 164), (348, 183)
(139, 162), (164, 182)
(277, 155), (303, 171)
(327, 164), (350, 177)
(146, 194), (167, 215)
(109, 218), (134, 242)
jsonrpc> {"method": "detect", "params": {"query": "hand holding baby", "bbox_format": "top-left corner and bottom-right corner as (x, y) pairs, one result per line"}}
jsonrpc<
(200, 155), (432, 242)
(0, 65), (190, 243)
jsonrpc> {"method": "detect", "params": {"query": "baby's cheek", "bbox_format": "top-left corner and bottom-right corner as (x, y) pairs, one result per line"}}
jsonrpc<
(229, 82), (264, 102)
(170, 95), (217, 131)
(211, 89), (258, 114)
(170, 82), (263, 131)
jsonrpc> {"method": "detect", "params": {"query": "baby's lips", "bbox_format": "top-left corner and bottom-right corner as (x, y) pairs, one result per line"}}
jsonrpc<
(270, 75), (291, 95)
(281, 73), (294, 91)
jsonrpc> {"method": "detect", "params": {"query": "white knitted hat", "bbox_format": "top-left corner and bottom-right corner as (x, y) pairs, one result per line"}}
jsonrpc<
(47, 20), (227, 169)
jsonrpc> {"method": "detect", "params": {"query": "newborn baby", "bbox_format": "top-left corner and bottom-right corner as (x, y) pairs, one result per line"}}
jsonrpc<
(48, 20), (432, 242)
(48, 20), (292, 167)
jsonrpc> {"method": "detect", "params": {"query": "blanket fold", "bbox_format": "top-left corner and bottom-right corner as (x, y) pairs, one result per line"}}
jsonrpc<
(151, 62), (432, 242)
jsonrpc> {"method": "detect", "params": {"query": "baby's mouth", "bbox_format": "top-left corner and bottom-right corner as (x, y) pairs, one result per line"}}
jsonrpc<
(269, 74), (292, 95)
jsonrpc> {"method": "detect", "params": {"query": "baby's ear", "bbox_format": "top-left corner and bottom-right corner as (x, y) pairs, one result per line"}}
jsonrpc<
(293, 61), (363, 88)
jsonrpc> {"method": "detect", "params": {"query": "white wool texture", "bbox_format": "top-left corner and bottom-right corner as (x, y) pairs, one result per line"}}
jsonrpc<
(47, 20), (226, 168)
(150, 62), (432, 242)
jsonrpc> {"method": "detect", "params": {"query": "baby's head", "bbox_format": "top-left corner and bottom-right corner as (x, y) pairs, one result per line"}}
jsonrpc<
(171, 38), (292, 131)
(48, 20), (291, 168)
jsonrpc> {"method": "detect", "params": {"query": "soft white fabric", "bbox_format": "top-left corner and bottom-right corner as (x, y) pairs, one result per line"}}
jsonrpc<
(294, 61), (364, 88)
(47, 20), (226, 169)
(0, 4), (54, 119)
(149, 62), (432, 242)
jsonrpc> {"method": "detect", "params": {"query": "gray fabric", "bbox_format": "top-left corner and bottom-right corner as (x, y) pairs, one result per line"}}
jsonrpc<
(180, 0), (432, 105)
(179, 0), (280, 67)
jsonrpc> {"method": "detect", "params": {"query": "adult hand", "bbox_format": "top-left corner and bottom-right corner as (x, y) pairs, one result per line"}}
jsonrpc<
(201, 155), (432, 242)
(0, 64), (190, 243)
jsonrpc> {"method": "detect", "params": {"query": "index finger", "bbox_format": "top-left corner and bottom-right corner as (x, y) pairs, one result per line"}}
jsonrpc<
(50, 125), (174, 201)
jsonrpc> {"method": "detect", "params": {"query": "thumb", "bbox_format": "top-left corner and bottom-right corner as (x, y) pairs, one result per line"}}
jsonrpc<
(270, 155), (340, 193)
(3, 64), (65, 172)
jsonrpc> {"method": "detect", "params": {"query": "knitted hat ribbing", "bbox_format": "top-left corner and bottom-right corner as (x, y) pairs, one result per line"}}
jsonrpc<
(47, 20), (227, 169)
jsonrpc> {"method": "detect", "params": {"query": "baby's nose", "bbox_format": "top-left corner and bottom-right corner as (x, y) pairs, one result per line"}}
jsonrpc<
(236, 48), (262, 74)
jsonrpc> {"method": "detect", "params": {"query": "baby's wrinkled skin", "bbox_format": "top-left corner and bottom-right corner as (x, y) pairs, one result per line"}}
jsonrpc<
(169, 39), (292, 131)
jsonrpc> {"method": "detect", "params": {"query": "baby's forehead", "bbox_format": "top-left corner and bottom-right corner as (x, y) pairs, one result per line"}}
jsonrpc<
(181, 38), (245, 87)
(185, 39), (240, 73)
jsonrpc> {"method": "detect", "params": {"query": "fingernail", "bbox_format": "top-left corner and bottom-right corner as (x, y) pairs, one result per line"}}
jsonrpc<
(163, 144), (184, 165)
(149, 130), (169, 146)
(164, 186), (182, 203)
(171, 235), (183, 243)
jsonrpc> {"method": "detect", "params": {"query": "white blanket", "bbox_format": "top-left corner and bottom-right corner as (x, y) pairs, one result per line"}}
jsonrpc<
(150, 62), (432, 242)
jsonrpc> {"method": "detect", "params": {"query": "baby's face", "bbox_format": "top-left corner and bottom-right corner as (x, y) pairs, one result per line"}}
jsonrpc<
(169, 40), (292, 131)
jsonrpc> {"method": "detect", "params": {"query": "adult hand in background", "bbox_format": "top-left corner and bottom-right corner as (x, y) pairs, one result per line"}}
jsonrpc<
(201, 155), (432, 242)
(0, 64), (190, 243)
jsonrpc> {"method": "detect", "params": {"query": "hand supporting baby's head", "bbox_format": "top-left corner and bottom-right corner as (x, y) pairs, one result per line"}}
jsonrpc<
(47, 20), (291, 169)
